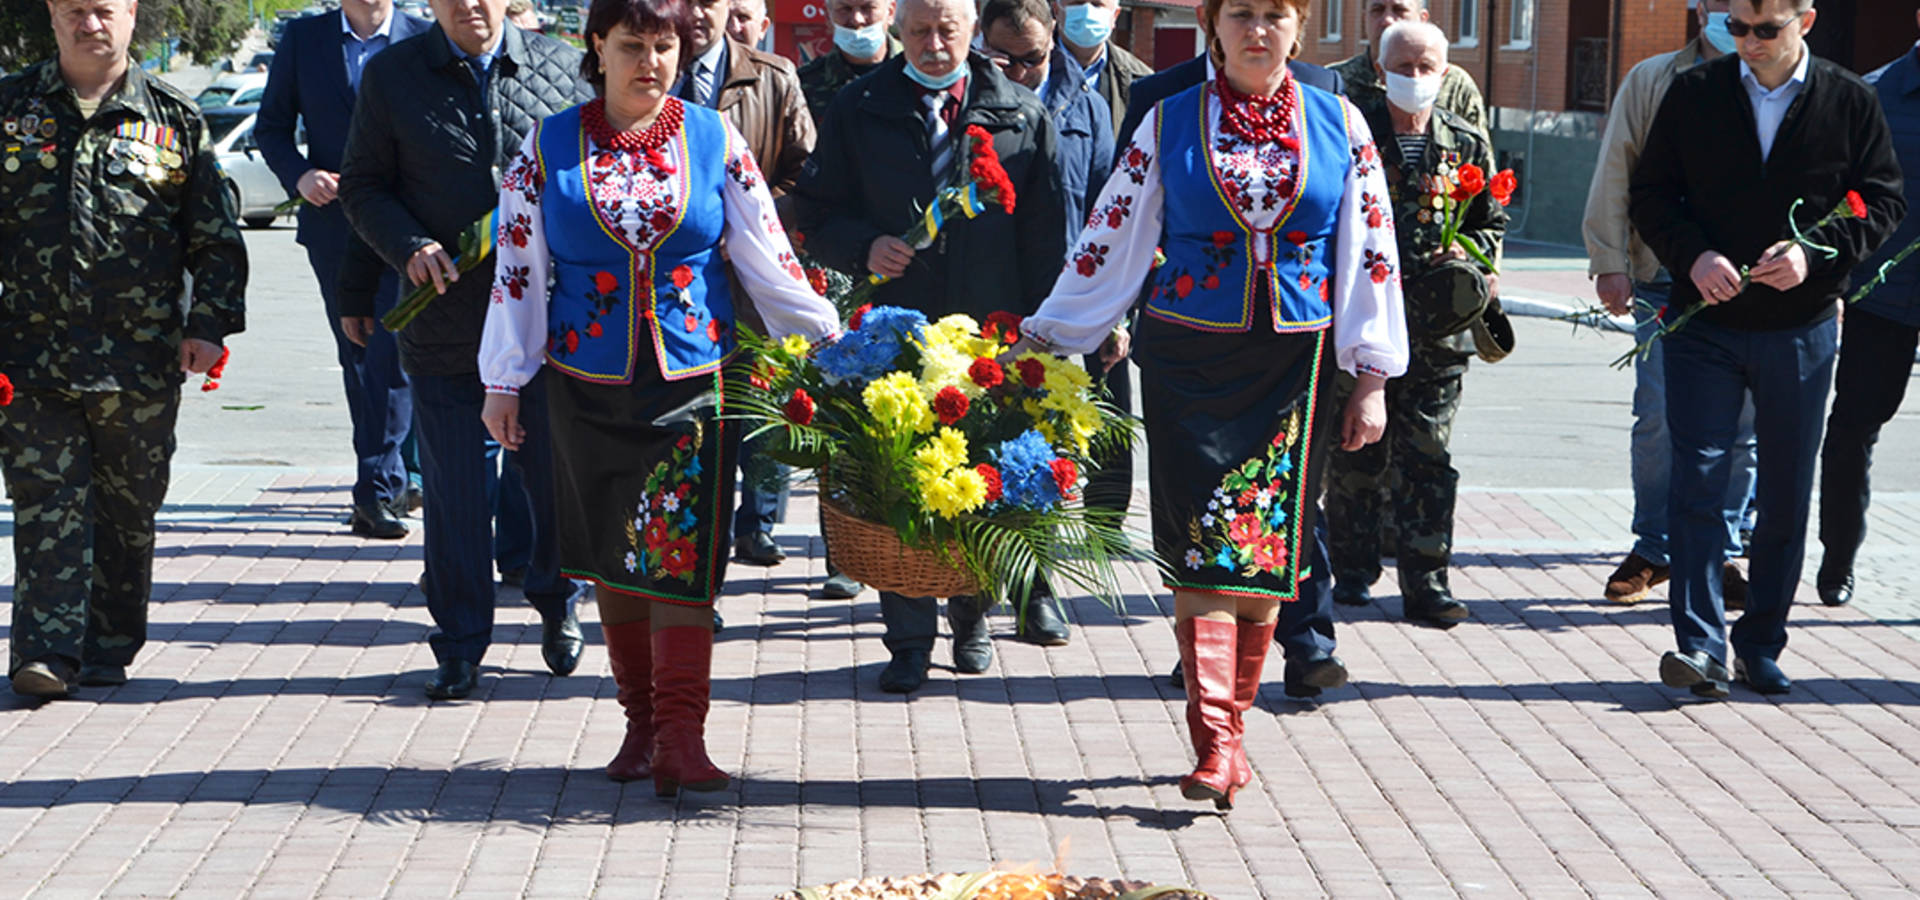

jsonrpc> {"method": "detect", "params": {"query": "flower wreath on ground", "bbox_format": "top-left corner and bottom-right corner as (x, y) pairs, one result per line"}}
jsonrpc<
(732, 306), (1140, 606)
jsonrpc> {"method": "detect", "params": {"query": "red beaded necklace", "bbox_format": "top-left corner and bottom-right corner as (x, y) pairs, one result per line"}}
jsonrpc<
(1213, 74), (1298, 148)
(583, 97), (684, 172)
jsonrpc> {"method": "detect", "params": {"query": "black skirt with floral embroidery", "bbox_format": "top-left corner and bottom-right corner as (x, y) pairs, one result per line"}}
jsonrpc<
(545, 367), (739, 606)
(1135, 299), (1337, 600)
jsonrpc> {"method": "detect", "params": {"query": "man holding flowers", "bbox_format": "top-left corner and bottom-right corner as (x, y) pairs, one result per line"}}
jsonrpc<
(1629, 0), (1903, 698)
(790, 0), (1068, 692)
(1322, 20), (1505, 629)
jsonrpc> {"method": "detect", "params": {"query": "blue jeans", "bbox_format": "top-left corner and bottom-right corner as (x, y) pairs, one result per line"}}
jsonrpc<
(732, 433), (789, 538)
(412, 371), (573, 664)
(1665, 315), (1836, 665)
(1629, 280), (1758, 564)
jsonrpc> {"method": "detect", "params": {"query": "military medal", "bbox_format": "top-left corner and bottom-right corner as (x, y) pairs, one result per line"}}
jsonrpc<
(40, 152), (56, 170)
(107, 158), (125, 175)
(127, 158), (145, 177)
(38, 119), (55, 139)
(20, 114), (38, 135)
(170, 169), (186, 184)
(3, 156), (16, 173)
(2, 118), (14, 136)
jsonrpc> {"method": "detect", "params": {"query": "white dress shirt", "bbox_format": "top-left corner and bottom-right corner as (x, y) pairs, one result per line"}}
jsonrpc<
(1740, 49), (1810, 163)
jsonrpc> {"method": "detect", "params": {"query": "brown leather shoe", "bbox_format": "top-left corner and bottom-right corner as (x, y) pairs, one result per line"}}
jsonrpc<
(1604, 553), (1669, 604)
(1722, 562), (1747, 612)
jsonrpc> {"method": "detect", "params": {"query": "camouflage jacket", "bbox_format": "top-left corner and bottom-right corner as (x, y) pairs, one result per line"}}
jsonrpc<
(1332, 52), (1487, 136)
(0, 59), (247, 391)
(797, 38), (901, 125)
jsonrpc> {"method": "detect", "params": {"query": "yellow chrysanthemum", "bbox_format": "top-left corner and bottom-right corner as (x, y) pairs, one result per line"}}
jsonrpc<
(1041, 362), (1093, 396)
(918, 343), (983, 398)
(863, 372), (934, 435)
(913, 427), (969, 475)
(924, 466), (990, 519)
(781, 333), (812, 356)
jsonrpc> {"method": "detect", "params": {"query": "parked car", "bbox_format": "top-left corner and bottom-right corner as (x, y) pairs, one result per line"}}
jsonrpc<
(205, 104), (301, 230)
(196, 72), (268, 108)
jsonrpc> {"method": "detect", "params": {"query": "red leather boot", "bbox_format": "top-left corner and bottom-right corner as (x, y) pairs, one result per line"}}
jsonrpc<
(1231, 618), (1278, 791)
(1176, 616), (1240, 809)
(650, 624), (730, 796)
(603, 619), (653, 783)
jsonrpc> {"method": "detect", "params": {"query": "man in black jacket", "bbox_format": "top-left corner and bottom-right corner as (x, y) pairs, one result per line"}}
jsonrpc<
(339, 0), (595, 700)
(1630, 0), (1904, 699)
(790, 0), (1067, 693)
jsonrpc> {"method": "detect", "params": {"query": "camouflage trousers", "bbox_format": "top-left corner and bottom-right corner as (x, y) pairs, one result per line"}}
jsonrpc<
(0, 385), (179, 676)
(1323, 350), (1469, 603)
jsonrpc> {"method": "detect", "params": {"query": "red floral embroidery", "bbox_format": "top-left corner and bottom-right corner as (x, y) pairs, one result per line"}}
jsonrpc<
(644, 518), (672, 550)
(1363, 247), (1395, 285)
(564, 330), (580, 353)
(1116, 142), (1152, 185)
(1211, 231), (1235, 248)
(500, 265), (530, 300)
(1202, 275), (1220, 291)
(505, 213), (533, 248)
(1174, 274), (1195, 298)
(594, 271), (619, 294)
(727, 151), (763, 191)
(684, 313), (699, 332)
(1361, 191), (1386, 229)
(707, 319), (726, 342)
(670, 265), (694, 289)
(1072, 241), (1110, 277)
(661, 538), (698, 576)
(1285, 230), (1309, 245)
(588, 320), (604, 338)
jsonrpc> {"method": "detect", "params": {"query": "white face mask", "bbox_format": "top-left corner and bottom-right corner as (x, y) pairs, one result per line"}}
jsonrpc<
(1384, 70), (1441, 113)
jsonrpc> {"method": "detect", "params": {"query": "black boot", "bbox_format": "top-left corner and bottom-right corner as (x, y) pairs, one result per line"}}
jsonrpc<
(947, 595), (993, 674)
(878, 592), (937, 693)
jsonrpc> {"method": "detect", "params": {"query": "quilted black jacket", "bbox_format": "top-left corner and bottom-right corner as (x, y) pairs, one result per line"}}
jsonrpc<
(340, 22), (594, 376)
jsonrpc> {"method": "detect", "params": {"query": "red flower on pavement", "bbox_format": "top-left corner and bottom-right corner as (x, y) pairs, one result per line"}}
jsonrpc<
(588, 321), (604, 338)
(1049, 458), (1078, 497)
(969, 357), (1004, 389)
(933, 385), (969, 425)
(849, 303), (872, 330)
(1490, 169), (1518, 207)
(1845, 189), (1868, 219)
(1016, 357), (1047, 389)
(976, 464), (1004, 502)
(661, 538), (699, 576)
(594, 271), (619, 295)
(0, 372), (11, 406)
(671, 265), (695, 290)
(784, 388), (815, 425)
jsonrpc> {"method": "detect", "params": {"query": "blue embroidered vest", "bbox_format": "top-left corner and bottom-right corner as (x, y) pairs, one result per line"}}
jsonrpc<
(535, 102), (735, 384)
(1143, 81), (1351, 334)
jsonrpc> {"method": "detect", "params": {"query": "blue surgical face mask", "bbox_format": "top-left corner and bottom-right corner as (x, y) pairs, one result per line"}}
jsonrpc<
(905, 57), (966, 90)
(1703, 12), (1737, 54)
(833, 21), (888, 59)
(1060, 3), (1114, 50)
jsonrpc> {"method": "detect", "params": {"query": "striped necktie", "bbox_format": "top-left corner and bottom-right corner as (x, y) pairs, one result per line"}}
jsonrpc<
(924, 92), (954, 187)
(683, 59), (714, 107)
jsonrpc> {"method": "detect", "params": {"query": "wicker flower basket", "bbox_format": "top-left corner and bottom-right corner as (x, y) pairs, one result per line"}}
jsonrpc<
(820, 498), (979, 598)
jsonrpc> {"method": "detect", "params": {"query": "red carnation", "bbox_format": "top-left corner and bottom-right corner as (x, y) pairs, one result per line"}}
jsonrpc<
(1845, 189), (1867, 219)
(984, 311), (1024, 344)
(1174, 274), (1195, 298)
(969, 357), (1004, 389)
(1050, 457), (1078, 497)
(1455, 163), (1486, 196)
(933, 385), (970, 425)
(849, 303), (872, 330)
(1016, 357), (1047, 389)
(593, 270), (619, 295)
(976, 464), (1004, 502)
(565, 330), (580, 353)
(784, 388), (815, 425)
(588, 321), (604, 338)
(671, 265), (695, 290)
(1211, 230), (1234, 248)
(0, 373), (11, 406)
(805, 268), (831, 296)
(1490, 169), (1518, 207)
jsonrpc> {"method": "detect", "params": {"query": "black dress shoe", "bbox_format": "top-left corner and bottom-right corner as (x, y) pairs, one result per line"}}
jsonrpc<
(1735, 656), (1792, 694)
(1168, 659), (1184, 689)
(349, 503), (409, 540)
(1016, 595), (1071, 646)
(1404, 594), (1469, 628)
(1818, 573), (1854, 607)
(878, 649), (931, 693)
(11, 658), (76, 699)
(1283, 656), (1349, 699)
(424, 658), (480, 700)
(1659, 650), (1730, 699)
(947, 598), (994, 674)
(712, 608), (725, 632)
(541, 609), (584, 676)
(1332, 583), (1372, 607)
(734, 531), (786, 566)
(78, 663), (128, 687)
(820, 572), (863, 599)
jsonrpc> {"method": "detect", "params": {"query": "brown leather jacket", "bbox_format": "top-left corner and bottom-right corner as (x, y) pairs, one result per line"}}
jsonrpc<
(714, 37), (816, 197)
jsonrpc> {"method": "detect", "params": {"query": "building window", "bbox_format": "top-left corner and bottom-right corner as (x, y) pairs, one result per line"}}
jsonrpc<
(1456, 0), (1479, 46)
(1507, 0), (1533, 47)
(1323, 0), (1343, 40)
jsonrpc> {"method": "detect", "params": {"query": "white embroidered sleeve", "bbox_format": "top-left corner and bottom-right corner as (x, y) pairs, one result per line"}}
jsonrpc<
(718, 123), (841, 343)
(479, 129), (552, 395)
(1330, 98), (1410, 379)
(1022, 107), (1166, 356)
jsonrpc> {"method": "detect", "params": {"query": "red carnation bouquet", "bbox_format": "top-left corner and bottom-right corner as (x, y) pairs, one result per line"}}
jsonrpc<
(837, 125), (1018, 311)
(0, 372), (13, 407)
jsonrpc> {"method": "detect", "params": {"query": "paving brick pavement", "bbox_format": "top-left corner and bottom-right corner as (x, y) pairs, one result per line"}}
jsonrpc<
(4, 472), (1920, 898)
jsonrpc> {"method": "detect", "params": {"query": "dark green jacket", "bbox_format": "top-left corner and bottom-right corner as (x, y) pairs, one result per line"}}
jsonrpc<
(796, 38), (901, 126)
(0, 59), (247, 390)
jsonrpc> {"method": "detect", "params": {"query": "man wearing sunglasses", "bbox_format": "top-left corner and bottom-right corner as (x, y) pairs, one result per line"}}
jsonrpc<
(1630, 0), (1905, 700)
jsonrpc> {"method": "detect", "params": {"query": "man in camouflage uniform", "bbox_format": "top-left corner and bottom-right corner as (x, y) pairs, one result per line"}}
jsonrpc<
(0, 0), (248, 698)
(797, 0), (900, 124)
(1332, 0), (1486, 135)
(1324, 21), (1503, 629)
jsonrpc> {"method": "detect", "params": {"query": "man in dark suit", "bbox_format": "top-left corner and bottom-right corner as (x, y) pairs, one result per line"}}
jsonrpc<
(257, 0), (431, 540)
(1631, 0), (1904, 699)
(1125, 37), (1350, 703)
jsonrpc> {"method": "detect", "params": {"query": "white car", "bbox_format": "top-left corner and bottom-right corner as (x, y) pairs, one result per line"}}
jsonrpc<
(206, 105), (300, 230)
(196, 72), (269, 108)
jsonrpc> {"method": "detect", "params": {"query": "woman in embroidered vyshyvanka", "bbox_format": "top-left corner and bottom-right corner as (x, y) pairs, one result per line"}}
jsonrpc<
(1014, 0), (1408, 810)
(477, 0), (838, 797)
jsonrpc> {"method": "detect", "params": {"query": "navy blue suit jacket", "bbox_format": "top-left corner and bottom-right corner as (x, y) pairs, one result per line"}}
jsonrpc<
(257, 9), (431, 247)
(1115, 56), (1344, 152)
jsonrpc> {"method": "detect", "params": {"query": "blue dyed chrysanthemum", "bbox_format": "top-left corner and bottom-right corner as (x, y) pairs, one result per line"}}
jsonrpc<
(992, 429), (1062, 510)
(814, 306), (927, 382)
